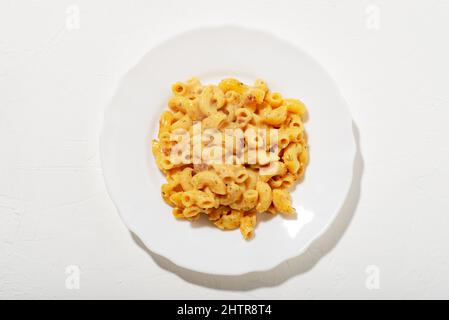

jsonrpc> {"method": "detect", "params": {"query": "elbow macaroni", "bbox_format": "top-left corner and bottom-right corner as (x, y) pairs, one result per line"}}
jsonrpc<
(153, 78), (309, 240)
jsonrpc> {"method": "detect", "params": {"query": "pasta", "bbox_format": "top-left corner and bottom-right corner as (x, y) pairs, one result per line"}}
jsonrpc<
(152, 77), (309, 240)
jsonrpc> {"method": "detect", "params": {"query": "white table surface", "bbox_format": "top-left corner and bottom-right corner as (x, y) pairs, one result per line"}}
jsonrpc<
(1, 0), (449, 299)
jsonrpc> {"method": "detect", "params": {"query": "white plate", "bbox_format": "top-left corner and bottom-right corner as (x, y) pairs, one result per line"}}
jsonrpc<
(100, 26), (355, 275)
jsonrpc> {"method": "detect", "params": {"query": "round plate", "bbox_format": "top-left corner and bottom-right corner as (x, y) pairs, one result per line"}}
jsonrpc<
(100, 26), (355, 275)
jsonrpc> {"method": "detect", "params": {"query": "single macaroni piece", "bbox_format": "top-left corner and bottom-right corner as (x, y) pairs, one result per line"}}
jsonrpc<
(272, 189), (295, 215)
(240, 211), (257, 239)
(153, 78), (309, 240)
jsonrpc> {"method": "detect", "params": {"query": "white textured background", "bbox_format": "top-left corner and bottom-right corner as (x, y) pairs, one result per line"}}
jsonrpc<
(1, 0), (449, 299)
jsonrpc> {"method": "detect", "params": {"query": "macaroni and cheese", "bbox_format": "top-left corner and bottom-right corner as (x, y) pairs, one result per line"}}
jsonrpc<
(152, 77), (309, 240)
